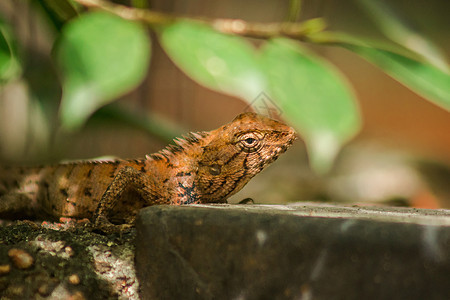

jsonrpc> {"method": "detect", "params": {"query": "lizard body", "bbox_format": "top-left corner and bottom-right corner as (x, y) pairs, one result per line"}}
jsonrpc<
(0, 113), (296, 231)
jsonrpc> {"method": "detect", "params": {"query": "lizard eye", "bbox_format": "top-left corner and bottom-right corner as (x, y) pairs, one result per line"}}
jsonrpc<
(244, 137), (256, 146)
(238, 131), (263, 151)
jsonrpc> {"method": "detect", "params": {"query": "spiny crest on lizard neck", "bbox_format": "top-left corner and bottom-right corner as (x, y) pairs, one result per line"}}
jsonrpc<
(145, 131), (209, 161)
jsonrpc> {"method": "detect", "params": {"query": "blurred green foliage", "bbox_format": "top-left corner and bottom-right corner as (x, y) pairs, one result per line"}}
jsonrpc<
(57, 11), (150, 130)
(0, 0), (448, 172)
(261, 38), (360, 173)
(160, 21), (265, 102)
(0, 17), (21, 82)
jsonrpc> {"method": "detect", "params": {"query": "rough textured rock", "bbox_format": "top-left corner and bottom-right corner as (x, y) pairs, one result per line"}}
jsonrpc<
(135, 203), (450, 300)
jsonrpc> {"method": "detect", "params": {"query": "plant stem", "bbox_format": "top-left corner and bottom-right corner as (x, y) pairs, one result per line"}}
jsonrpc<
(72, 0), (325, 40)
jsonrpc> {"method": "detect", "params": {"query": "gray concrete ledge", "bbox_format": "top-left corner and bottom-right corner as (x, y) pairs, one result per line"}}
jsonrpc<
(199, 202), (450, 226)
(135, 203), (450, 300)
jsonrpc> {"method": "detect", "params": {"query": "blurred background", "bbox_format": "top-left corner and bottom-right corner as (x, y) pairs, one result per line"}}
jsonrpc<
(0, 0), (449, 208)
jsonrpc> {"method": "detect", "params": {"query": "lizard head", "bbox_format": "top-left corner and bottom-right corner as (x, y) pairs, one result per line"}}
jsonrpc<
(197, 112), (297, 203)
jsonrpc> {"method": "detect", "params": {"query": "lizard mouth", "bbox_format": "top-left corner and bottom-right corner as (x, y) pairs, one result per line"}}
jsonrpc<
(283, 126), (298, 147)
(270, 128), (297, 159)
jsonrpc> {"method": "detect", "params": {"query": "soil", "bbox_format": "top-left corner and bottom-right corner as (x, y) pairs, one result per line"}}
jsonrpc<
(0, 221), (139, 299)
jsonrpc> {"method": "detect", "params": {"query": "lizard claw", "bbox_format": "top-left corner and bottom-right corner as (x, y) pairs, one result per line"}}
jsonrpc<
(238, 198), (254, 204)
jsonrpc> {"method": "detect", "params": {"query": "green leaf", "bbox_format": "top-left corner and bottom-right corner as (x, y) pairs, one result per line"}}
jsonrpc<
(309, 32), (450, 111)
(56, 12), (151, 130)
(260, 38), (361, 173)
(344, 44), (450, 111)
(159, 21), (266, 101)
(0, 18), (21, 83)
(355, 0), (449, 73)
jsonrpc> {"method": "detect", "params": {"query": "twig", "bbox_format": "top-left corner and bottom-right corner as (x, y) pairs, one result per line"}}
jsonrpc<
(73, 0), (325, 40)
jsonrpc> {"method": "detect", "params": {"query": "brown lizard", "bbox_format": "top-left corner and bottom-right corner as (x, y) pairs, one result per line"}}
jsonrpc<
(0, 112), (296, 232)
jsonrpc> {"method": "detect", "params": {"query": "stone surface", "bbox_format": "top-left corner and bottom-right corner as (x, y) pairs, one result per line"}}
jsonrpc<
(7, 248), (34, 269)
(135, 203), (450, 300)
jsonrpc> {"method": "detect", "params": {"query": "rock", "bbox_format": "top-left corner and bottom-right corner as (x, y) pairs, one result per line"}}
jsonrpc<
(65, 246), (74, 257)
(48, 283), (85, 300)
(0, 264), (11, 275)
(135, 203), (450, 300)
(8, 248), (34, 269)
(38, 283), (52, 296)
(68, 274), (81, 285)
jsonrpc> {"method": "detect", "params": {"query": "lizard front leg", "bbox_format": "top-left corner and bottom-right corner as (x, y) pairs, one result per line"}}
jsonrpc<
(93, 166), (156, 233)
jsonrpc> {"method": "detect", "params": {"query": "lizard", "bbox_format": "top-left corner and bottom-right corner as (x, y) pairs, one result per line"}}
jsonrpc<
(0, 112), (296, 233)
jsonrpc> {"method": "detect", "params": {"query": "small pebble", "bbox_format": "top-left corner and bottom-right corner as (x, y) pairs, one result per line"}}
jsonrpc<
(8, 248), (34, 269)
(65, 246), (74, 257)
(0, 264), (11, 275)
(70, 290), (86, 300)
(68, 274), (80, 285)
(38, 283), (51, 296)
